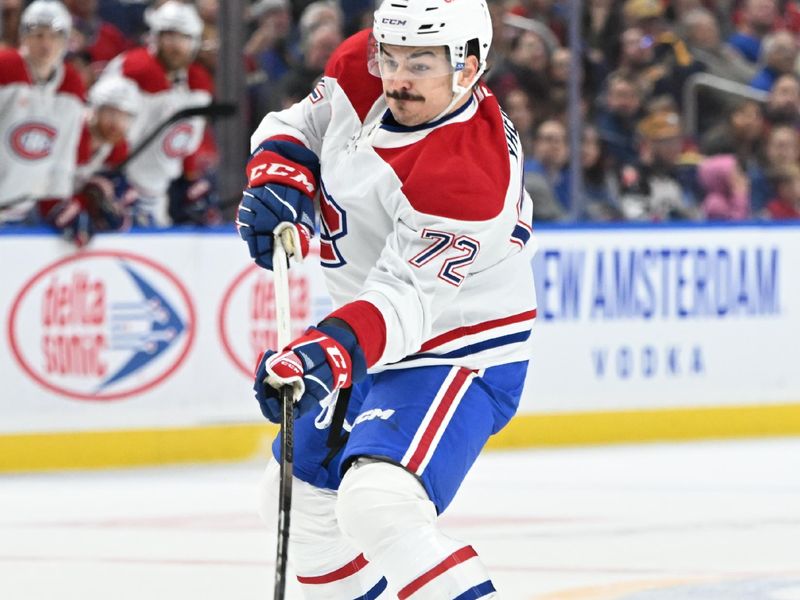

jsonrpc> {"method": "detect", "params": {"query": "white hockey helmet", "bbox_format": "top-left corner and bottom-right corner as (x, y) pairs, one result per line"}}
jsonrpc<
(20, 0), (72, 36)
(371, 0), (493, 88)
(89, 76), (141, 115)
(146, 1), (204, 42)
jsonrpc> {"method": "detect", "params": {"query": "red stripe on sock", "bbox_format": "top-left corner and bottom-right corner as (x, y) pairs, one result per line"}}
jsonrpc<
(398, 546), (479, 599)
(297, 553), (369, 584)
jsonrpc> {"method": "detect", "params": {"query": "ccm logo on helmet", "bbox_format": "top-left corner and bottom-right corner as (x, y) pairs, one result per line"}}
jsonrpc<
(381, 18), (407, 25)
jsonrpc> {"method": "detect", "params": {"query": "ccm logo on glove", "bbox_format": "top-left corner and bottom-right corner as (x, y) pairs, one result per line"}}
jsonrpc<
(247, 151), (316, 196)
(266, 352), (304, 380)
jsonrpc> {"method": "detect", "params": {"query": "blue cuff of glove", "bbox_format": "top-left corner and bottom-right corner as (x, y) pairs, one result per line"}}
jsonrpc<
(315, 323), (367, 386)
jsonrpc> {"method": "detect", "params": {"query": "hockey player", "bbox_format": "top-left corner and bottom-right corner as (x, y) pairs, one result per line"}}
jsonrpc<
(97, 0), (213, 226)
(237, 0), (536, 597)
(40, 75), (141, 246)
(0, 0), (85, 224)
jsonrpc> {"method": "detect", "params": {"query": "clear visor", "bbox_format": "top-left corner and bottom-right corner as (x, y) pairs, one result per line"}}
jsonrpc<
(367, 39), (456, 80)
(22, 23), (69, 36)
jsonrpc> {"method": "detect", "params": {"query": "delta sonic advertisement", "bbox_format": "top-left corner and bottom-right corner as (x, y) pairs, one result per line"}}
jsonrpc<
(0, 233), (330, 435)
(522, 224), (799, 413)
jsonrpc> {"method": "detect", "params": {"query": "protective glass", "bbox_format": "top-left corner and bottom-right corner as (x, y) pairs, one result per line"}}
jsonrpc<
(367, 40), (455, 80)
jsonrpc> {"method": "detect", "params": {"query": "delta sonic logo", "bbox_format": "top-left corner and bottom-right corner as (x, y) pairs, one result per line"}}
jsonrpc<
(8, 251), (196, 401)
(218, 256), (331, 377)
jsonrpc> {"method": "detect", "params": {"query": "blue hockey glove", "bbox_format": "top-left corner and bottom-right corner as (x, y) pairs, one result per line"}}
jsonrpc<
(237, 184), (313, 270)
(254, 324), (366, 424)
(168, 175), (223, 225)
(236, 143), (318, 270)
(42, 176), (129, 247)
(44, 197), (93, 247)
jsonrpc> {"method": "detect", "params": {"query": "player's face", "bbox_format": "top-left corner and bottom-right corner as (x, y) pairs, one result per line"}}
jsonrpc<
(156, 31), (195, 72)
(379, 44), (458, 127)
(22, 27), (67, 77)
(94, 105), (133, 145)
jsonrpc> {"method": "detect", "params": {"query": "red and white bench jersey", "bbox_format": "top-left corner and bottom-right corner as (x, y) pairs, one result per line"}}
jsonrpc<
(73, 124), (128, 188)
(252, 31), (537, 371)
(100, 48), (213, 224)
(0, 49), (85, 221)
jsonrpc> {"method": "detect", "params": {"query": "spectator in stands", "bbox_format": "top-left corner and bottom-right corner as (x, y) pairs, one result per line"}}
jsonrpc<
(276, 21), (341, 108)
(487, 0), (513, 62)
(504, 88), (537, 159)
(297, 0), (343, 41)
(764, 73), (800, 126)
(595, 71), (645, 167)
(618, 111), (701, 221)
(1, 0), (22, 48)
(700, 98), (764, 170)
(508, 0), (567, 45)
(547, 46), (573, 115)
(583, 0), (624, 73)
(615, 27), (664, 99)
(97, 0), (148, 43)
(487, 25), (554, 109)
(727, 0), (779, 64)
(63, 0), (128, 87)
(698, 153), (751, 220)
(196, 19), (219, 76)
(97, 0), (216, 226)
(242, 3), (285, 131)
(763, 164), (800, 219)
(340, 0), (374, 36)
(196, 0), (218, 25)
(622, 0), (703, 108)
(749, 30), (799, 92)
(750, 123), (800, 212)
(681, 7), (756, 84)
(667, 0), (707, 23)
(581, 123), (624, 221)
(0, 0), (86, 224)
(527, 119), (570, 214)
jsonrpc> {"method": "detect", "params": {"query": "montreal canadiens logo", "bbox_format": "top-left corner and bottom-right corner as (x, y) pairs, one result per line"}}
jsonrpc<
(218, 253), (330, 378)
(162, 123), (195, 158)
(8, 251), (196, 401)
(9, 122), (57, 160)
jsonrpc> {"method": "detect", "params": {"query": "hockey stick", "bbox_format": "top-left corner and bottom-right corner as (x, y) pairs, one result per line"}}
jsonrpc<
(271, 226), (296, 600)
(113, 102), (237, 173)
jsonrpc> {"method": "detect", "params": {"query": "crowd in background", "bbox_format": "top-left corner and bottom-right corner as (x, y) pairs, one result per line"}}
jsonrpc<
(1, 0), (799, 243)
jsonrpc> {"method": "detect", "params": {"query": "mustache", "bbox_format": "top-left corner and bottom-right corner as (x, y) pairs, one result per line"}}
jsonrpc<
(386, 90), (425, 102)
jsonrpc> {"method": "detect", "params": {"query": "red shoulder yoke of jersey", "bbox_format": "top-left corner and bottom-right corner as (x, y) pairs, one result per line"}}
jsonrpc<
(59, 62), (87, 101)
(375, 94), (511, 222)
(324, 29), (383, 123)
(0, 49), (31, 85)
(120, 48), (170, 93)
(187, 63), (214, 93)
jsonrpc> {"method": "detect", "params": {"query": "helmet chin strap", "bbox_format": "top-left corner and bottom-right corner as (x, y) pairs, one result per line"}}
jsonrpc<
(429, 64), (486, 123)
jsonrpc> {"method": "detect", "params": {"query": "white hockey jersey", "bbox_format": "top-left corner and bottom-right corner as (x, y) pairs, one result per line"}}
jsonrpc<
(251, 31), (537, 371)
(0, 49), (86, 222)
(99, 48), (213, 225)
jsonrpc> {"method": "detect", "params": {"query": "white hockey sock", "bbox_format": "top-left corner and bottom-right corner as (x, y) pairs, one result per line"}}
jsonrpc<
(336, 460), (496, 600)
(259, 460), (390, 599)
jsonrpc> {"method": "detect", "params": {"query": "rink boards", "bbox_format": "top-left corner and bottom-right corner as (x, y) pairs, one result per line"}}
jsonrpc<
(1, 223), (799, 471)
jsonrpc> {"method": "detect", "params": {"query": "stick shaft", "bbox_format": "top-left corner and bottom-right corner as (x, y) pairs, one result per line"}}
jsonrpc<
(272, 236), (293, 600)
